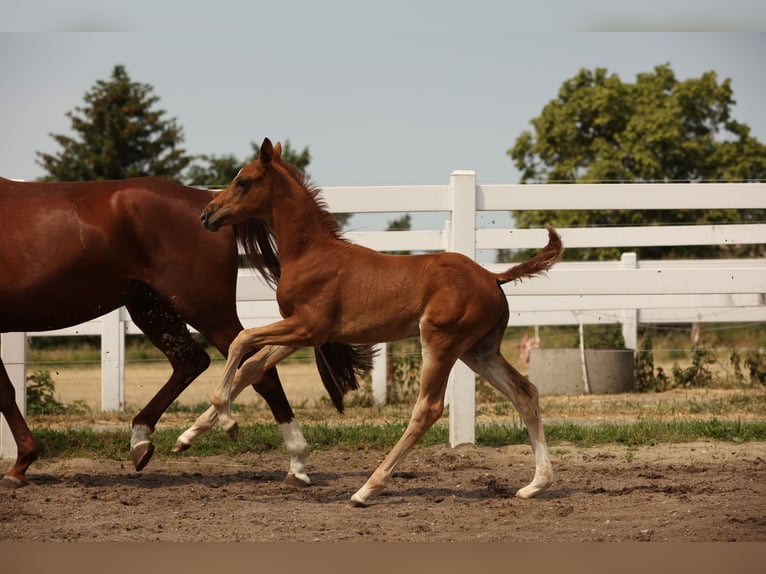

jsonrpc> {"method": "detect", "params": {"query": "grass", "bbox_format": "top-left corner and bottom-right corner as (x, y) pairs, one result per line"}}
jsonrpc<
(26, 385), (766, 462)
(21, 324), (766, 465)
(28, 417), (766, 462)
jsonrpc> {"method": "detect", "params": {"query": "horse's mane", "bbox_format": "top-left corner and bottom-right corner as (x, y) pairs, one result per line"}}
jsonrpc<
(280, 160), (346, 241)
(233, 159), (345, 288)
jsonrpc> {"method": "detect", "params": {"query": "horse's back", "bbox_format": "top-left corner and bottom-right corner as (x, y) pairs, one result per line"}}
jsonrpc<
(0, 178), (234, 332)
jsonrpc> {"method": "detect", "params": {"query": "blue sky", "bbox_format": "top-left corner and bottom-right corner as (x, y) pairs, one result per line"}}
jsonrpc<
(2, 2), (764, 235)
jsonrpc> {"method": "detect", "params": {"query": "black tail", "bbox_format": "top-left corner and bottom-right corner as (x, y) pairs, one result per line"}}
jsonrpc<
(314, 343), (377, 413)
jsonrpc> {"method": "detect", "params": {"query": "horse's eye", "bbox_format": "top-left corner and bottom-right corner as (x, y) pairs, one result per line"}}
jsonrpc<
(235, 178), (250, 193)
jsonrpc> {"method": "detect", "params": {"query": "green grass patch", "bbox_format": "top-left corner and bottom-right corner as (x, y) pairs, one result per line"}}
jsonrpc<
(29, 418), (766, 461)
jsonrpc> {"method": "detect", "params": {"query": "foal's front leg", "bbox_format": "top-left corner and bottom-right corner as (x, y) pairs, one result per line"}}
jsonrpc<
(175, 345), (313, 484)
(211, 318), (318, 438)
(214, 344), (300, 438)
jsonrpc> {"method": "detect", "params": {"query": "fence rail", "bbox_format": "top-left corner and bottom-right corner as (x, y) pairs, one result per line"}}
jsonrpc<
(2, 174), (765, 457)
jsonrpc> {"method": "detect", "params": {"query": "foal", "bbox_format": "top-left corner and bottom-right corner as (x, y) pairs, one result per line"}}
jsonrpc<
(190, 139), (563, 505)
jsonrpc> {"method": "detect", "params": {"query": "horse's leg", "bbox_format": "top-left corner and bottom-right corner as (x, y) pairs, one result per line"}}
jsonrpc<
(126, 293), (211, 471)
(247, 356), (312, 485)
(350, 340), (458, 506)
(0, 360), (38, 488)
(210, 318), (318, 435)
(460, 349), (553, 499)
(174, 345), (311, 483)
(170, 370), (252, 450)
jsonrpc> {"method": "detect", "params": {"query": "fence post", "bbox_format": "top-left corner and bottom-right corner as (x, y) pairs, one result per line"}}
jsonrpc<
(372, 343), (387, 405)
(620, 253), (639, 350)
(100, 309), (125, 411)
(447, 171), (477, 446)
(1, 332), (27, 459)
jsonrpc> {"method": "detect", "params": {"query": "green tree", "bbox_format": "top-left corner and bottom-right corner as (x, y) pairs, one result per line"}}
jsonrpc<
(184, 139), (312, 187)
(37, 65), (192, 181)
(183, 139), (353, 227)
(383, 213), (412, 255)
(507, 64), (766, 261)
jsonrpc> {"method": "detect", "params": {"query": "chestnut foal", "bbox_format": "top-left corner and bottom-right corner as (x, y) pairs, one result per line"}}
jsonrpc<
(186, 139), (563, 505)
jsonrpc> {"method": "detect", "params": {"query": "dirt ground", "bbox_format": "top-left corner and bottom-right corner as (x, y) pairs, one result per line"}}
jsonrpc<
(1, 439), (764, 542)
(5, 362), (765, 542)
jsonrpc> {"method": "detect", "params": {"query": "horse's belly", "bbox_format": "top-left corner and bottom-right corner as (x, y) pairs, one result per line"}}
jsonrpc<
(0, 280), (128, 332)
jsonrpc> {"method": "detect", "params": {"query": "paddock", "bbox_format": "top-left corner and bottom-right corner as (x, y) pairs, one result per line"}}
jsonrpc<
(1, 175), (764, 539)
(1, 436), (764, 541)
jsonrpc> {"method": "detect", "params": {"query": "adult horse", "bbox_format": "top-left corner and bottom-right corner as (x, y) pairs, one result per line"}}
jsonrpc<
(0, 176), (370, 488)
(183, 139), (564, 506)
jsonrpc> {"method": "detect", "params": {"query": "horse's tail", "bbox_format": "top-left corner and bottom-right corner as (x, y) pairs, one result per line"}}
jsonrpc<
(314, 343), (377, 413)
(494, 226), (563, 285)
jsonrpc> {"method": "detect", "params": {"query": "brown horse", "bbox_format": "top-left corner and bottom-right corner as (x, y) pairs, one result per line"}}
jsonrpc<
(0, 176), (370, 488)
(190, 139), (564, 506)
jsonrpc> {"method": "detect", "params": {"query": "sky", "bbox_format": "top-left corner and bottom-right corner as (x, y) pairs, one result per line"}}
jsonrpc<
(2, 2), (765, 236)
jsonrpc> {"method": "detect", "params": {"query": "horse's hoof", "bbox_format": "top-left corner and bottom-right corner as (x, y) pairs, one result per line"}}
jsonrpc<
(284, 472), (311, 487)
(348, 496), (370, 508)
(515, 482), (549, 499)
(172, 440), (191, 453)
(130, 441), (154, 472)
(0, 475), (28, 489)
(225, 421), (239, 441)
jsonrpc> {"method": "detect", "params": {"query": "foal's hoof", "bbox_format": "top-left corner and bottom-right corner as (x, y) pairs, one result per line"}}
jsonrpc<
(225, 421), (239, 441)
(130, 441), (155, 472)
(284, 472), (311, 487)
(515, 481), (550, 499)
(171, 440), (191, 453)
(0, 475), (28, 489)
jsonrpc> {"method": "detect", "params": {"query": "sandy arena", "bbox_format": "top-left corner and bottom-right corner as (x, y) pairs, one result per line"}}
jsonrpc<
(2, 362), (765, 542)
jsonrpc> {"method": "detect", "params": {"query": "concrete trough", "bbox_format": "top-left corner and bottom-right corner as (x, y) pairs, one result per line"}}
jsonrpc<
(528, 348), (635, 395)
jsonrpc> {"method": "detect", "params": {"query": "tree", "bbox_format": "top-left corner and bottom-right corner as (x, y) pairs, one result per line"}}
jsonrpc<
(184, 140), (311, 187)
(383, 213), (412, 255)
(506, 64), (766, 261)
(37, 65), (192, 181)
(184, 139), (352, 229)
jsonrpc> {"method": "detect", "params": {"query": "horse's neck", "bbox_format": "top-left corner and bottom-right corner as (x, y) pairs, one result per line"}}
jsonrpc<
(271, 177), (337, 259)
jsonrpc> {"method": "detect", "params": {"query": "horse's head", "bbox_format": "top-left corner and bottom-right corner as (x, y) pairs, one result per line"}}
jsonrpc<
(201, 138), (282, 231)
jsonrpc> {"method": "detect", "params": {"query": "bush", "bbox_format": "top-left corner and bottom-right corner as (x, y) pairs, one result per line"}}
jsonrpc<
(731, 349), (766, 386)
(744, 351), (766, 385)
(25, 369), (90, 416)
(635, 331), (671, 392)
(569, 324), (625, 350)
(671, 345), (717, 388)
(387, 339), (422, 404)
(26, 370), (67, 415)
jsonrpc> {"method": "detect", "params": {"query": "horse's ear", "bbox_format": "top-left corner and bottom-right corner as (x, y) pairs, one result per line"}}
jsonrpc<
(273, 142), (283, 159)
(260, 138), (273, 165)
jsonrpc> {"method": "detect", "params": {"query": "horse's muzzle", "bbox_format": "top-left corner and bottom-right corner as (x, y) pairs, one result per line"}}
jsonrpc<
(201, 207), (224, 231)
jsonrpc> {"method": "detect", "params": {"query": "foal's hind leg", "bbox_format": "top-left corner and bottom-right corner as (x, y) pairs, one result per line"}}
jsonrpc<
(461, 350), (553, 498)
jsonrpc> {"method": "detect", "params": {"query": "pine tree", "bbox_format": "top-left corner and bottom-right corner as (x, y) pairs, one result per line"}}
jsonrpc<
(37, 65), (192, 181)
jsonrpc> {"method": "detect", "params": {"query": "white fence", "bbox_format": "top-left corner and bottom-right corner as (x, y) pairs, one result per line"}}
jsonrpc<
(2, 173), (765, 457)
